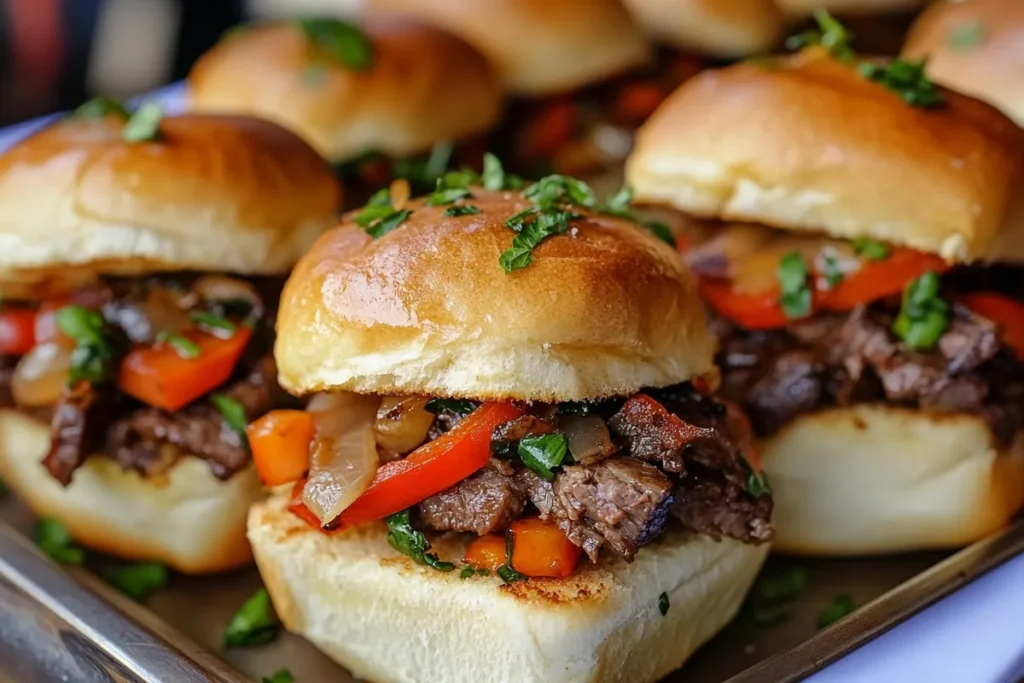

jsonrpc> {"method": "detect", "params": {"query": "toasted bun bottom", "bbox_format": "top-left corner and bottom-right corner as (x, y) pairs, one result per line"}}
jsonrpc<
(248, 494), (769, 683)
(761, 405), (1024, 556)
(0, 409), (260, 574)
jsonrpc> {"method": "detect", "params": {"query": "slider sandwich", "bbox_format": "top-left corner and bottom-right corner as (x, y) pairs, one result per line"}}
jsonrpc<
(371, 0), (699, 177)
(246, 165), (773, 683)
(627, 36), (1024, 555)
(903, 0), (1024, 125)
(188, 17), (502, 198)
(0, 101), (339, 573)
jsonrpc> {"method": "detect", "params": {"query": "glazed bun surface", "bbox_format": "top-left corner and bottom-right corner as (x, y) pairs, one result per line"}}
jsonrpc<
(776, 0), (926, 17)
(368, 0), (652, 95)
(762, 405), (1024, 555)
(903, 0), (1024, 126)
(188, 19), (502, 162)
(276, 187), (715, 401)
(249, 492), (768, 683)
(622, 0), (783, 58)
(0, 410), (259, 574)
(0, 113), (339, 285)
(626, 49), (1024, 263)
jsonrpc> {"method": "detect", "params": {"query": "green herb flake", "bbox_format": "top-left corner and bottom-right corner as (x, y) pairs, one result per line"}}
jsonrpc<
(947, 22), (986, 52)
(223, 588), (280, 648)
(393, 142), (455, 191)
(518, 433), (568, 481)
(190, 311), (237, 337)
(739, 454), (772, 498)
(105, 561), (168, 601)
(758, 566), (808, 603)
(852, 237), (891, 261)
(601, 185), (634, 218)
(482, 153), (506, 190)
(212, 394), (249, 437)
(476, 568), (490, 576)
(777, 251), (812, 319)
(822, 254), (844, 289)
(818, 594), (856, 628)
(645, 221), (677, 249)
(262, 669), (294, 683)
(72, 97), (130, 120)
(55, 305), (116, 385)
(121, 102), (164, 143)
(156, 332), (201, 360)
(858, 58), (945, 109)
(444, 204), (481, 217)
(658, 592), (670, 616)
(385, 510), (456, 572)
(295, 18), (373, 71)
(427, 187), (473, 206)
(424, 398), (477, 416)
(496, 530), (527, 584)
(786, 9), (854, 61)
(34, 517), (85, 566)
(558, 401), (593, 416)
(459, 566), (476, 579)
(893, 271), (949, 349)
(353, 191), (413, 240)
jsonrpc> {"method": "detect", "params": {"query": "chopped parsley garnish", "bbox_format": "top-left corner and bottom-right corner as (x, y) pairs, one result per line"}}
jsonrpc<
(947, 22), (986, 51)
(426, 177), (474, 206)
(786, 9), (854, 61)
(477, 568), (490, 576)
(104, 561), (168, 601)
(858, 58), (944, 109)
(822, 254), (844, 289)
(739, 454), (772, 498)
(601, 185), (634, 218)
(558, 401), (593, 416)
(741, 565), (807, 628)
(424, 398), (477, 416)
(893, 271), (948, 349)
(262, 669), (294, 683)
(34, 517), (85, 566)
(818, 594), (856, 628)
(295, 18), (373, 71)
(658, 592), (670, 616)
(444, 204), (481, 217)
(481, 153), (524, 191)
(385, 510), (456, 572)
(393, 142), (454, 191)
(72, 97), (130, 120)
(190, 311), (237, 337)
(523, 175), (597, 209)
(353, 189), (413, 239)
(852, 237), (891, 261)
(459, 566), (476, 579)
(777, 251), (812, 319)
(223, 588), (280, 648)
(497, 530), (526, 584)
(55, 305), (117, 385)
(645, 221), (676, 248)
(156, 332), (201, 360)
(121, 102), (164, 142)
(212, 394), (249, 437)
(518, 433), (569, 481)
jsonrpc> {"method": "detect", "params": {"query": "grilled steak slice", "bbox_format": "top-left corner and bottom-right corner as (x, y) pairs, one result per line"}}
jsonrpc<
(673, 464), (773, 544)
(416, 467), (527, 535)
(43, 383), (115, 485)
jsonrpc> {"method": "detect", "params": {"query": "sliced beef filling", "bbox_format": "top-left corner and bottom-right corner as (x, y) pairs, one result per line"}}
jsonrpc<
(0, 354), (16, 407)
(717, 302), (1024, 443)
(415, 466), (528, 536)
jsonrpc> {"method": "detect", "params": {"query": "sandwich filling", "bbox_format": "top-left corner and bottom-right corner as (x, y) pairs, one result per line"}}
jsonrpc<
(683, 222), (1024, 442)
(0, 274), (289, 485)
(271, 384), (773, 578)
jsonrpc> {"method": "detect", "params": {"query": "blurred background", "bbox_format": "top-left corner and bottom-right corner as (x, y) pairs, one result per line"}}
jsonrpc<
(0, 0), (923, 127)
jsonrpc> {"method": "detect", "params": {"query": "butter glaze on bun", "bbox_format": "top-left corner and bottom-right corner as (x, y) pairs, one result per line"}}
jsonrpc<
(622, 0), (783, 58)
(626, 49), (1024, 263)
(0, 112), (339, 286)
(903, 0), (1024, 126)
(368, 0), (652, 95)
(188, 19), (503, 162)
(275, 188), (715, 401)
(249, 492), (768, 683)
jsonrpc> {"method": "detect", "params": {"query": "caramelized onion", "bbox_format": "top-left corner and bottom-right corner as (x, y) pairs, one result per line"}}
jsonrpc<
(302, 392), (381, 525)
(192, 276), (263, 317)
(686, 224), (773, 278)
(12, 343), (71, 407)
(561, 415), (615, 464)
(373, 395), (435, 454)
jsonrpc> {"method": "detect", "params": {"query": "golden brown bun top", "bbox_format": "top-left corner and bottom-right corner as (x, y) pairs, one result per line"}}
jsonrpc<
(368, 0), (652, 95)
(621, 0), (783, 58)
(188, 19), (503, 162)
(626, 49), (1024, 263)
(276, 187), (715, 401)
(0, 112), (340, 286)
(903, 0), (1024, 125)
(776, 0), (926, 17)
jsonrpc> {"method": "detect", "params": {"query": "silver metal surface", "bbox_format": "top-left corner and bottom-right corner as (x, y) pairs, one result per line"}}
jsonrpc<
(0, 522), (248, 683)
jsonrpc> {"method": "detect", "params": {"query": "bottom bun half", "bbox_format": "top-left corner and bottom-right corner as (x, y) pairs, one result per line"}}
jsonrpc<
(0, 409), (260, 574)
(762, 404), (1024, 556)
(248, 494), (769, 683)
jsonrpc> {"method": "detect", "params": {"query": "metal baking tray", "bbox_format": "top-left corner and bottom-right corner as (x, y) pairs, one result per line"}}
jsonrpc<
(3, 489), (1024, 683)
